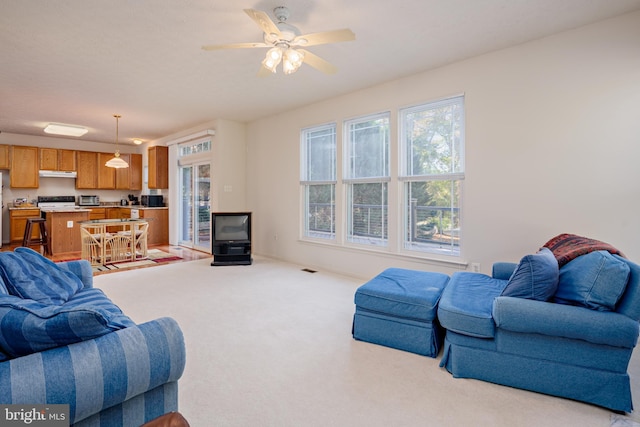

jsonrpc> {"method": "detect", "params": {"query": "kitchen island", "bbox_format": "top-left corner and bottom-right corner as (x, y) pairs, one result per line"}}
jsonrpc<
(41, 208), (91, 255)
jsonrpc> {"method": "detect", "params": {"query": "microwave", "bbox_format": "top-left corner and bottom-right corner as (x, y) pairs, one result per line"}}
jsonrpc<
(141, 195), (164, 207)
(78, 195), (100, 206)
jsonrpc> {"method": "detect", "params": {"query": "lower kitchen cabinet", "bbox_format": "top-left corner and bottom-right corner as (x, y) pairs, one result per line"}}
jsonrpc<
(9, 208), (41, 243)
(139, 208), (169, 245)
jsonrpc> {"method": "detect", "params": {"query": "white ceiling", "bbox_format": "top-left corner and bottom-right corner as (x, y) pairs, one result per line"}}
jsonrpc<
(2, 0), (640, 145)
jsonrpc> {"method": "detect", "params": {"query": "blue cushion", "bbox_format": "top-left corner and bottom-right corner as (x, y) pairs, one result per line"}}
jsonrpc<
(0, 247), (84, 305)
(0, 288), (135, 360)
(501, 248), (559, 301)
(0, 275), (8, 295)
(437, 272), (508, 338)
(354, 268), (449, 321)
(555, 250), (630, 311)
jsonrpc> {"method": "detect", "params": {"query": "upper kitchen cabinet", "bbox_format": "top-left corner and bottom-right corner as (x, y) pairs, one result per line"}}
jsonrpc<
(130, 153), (143, 190)
(10, 145), (39, 188)
(148, 146), (168, 189)
(59, 149), (77, 171)
(40, 148), (57, 170)
(115, 153), (142, 190)
(0, 145), (10, 169)
(40, 148), (76, 171)
(76, 151), (98, 189)
(98, 153), (116, 189)
(115, 153), (130, 190)
(77, 151), (141, 190)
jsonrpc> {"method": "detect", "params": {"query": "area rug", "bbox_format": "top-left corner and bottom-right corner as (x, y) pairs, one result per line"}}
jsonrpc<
(93, 249), (183, 274)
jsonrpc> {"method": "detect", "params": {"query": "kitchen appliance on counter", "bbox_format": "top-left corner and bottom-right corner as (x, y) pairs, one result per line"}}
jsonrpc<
(37, 196), (77, 218)
(37, 195), (77, 208)
(78, 195), (100, 206)
(141, 195), (164, 207)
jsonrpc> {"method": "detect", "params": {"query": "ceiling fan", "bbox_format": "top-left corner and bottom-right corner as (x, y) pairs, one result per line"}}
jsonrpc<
(201, 6), (355, 75)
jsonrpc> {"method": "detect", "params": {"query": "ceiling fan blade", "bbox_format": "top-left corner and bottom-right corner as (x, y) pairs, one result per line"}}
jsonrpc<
(299, 49), (338, 74)
(202, 42), (269, 51)
(244, 8), (282, 38)
(293, 29), (355, 47)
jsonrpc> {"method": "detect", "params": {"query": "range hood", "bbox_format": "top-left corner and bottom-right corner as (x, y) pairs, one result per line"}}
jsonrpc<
(39, 170), (77, 178)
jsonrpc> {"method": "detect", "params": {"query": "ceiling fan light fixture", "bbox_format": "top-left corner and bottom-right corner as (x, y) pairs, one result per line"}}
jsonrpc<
(262, 47), (283, 72)
(43, 123), (88, 137)
(282, 48), (304, 74)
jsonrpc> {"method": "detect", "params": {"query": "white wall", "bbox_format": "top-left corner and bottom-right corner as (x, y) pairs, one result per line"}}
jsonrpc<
(246, 11), (640, 279)
(157, 119), (247, 245)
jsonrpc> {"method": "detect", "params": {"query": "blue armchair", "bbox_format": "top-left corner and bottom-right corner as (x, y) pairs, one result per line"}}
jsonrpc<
(0, 257), (186, 426)
(437, 250), (640, 412)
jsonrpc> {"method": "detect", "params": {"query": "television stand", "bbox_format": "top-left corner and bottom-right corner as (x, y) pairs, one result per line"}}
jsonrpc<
(211, 241), (252, 266)
(211, 257), (252, 266)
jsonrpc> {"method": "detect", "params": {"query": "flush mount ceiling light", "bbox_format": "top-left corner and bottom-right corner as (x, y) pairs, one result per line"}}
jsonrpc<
(105, 114), (129, 169)
(133, 139), (143, 145)
(43, 123), (88, 137)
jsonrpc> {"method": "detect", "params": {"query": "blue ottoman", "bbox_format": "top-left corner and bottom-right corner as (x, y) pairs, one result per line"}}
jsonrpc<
(352, 268), (450, 357)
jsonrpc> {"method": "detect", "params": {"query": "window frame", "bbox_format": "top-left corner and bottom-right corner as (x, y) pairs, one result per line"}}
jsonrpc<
(300, 123), (337, 240)
(343, 112), (391, 247)
(398, 95), (465, 257)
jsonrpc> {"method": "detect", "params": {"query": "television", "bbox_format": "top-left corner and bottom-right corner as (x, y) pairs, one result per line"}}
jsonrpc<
(211, 212), (252, 266)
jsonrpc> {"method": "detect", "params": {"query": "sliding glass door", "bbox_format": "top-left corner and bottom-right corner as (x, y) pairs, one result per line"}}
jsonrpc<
(179, 162), (211, 252)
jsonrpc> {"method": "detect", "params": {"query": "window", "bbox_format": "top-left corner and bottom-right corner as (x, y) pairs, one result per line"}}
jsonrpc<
(400, 96), (464, 256)
(344, 113), (390, 246)
(301, 124), (336, 239)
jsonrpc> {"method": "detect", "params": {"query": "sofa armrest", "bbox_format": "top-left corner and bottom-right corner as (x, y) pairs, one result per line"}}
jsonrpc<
(0, 317), (185, 425)
(493, 296), (639, 348)
(56, 259), (94, 289)
(492, 262), (517, 280)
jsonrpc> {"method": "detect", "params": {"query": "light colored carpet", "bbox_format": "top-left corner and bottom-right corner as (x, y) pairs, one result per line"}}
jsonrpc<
(94, 256), (640, 427)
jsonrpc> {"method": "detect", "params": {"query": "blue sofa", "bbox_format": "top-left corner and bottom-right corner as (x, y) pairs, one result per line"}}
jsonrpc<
(438, 246), (640, 412)
(0, 248), (186, 426)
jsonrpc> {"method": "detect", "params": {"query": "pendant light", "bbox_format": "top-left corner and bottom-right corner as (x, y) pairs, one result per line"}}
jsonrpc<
(105, 114), (129, 168)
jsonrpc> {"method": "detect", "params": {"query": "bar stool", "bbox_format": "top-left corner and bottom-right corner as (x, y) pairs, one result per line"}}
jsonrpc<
(22, 218), (50, 255)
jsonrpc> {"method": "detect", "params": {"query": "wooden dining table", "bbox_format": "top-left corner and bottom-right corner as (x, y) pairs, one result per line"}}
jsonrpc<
(79, 218), (149, 266)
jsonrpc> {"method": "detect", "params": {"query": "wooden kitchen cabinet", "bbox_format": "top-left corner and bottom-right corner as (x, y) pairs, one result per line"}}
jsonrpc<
(10, 208), (41, 243)
(106, 207), (130, 219)
(114, 153), (142, 190)
(58, 149), (77, 171)
(129, 153), (143, 190)
(76, 151), (98, 189)
(0, 144), (11, 169)
(10, 146), (39, 188)
(88, 208), (107, 220)
(115, 153), (130, 190)
(148, 146), (168, 189)
(98, 153), (116, 189)
(40, 148), (58, 170)
(140, 208), (169, 245)
(41, 148), (76, 171)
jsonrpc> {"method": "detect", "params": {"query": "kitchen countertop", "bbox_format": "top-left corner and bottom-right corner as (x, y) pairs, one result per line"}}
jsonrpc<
(40, 207), (92, 213)
(8, 205), (40, 210)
